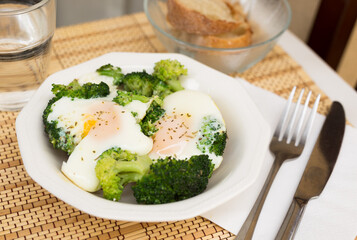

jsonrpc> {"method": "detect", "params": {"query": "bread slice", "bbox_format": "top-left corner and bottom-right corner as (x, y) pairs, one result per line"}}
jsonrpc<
(199, 23), (252, 48)
(167, 0), (252, 48)
(167, 0), (244, 35)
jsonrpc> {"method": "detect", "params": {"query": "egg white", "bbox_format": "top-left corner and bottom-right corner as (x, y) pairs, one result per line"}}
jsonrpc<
(48, 97), (153, 192)
(149, 90), (226, 169)
(76, 72), (151, 120)
(124, 99), (153, 121)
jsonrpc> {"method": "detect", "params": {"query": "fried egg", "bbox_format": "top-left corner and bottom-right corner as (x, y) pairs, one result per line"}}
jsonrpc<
(48, 97), (153, 192)
(77, 72), (151, 120)
(149, 90), (226, 169)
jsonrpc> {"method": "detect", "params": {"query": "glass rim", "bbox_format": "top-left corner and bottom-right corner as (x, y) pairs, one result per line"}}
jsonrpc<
(144, 0), (292, 52)
(0, 0), (52, 16)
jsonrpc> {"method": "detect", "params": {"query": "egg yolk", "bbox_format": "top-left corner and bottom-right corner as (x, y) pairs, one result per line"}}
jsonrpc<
(82, 102), (122, 140)
(82, 118), (97, 138)
(151, 112), (197, 156)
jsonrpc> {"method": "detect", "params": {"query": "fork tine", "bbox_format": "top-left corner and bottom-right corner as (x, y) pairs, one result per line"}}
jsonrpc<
(277, 86), (296, 141)
(286, 89), (305, 143)
(296, 93), (320, 146)
(293, 90), (312, 145)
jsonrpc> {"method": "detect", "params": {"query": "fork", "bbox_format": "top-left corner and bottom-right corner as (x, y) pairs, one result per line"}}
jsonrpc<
(235, 87), (320, 240)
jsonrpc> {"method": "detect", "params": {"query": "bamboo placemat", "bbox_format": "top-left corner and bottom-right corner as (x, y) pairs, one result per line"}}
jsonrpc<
(0, 12), (332, 240)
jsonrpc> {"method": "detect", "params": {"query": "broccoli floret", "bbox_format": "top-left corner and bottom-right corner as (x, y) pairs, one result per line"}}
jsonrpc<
(42, 97), (77, 154)
(152, 59), (187, 92)
(132, 155), (214, 204)
(95, 147), (152, 201)
(210, 132), (227, 156)
(122, 71), (174, 98)
(196, 116), (227, 156)
(96, 64), (124, 85)
(152, 80), (174, 98)
(139, 99), (165, 136)
(113, 90), (150, 106)
(122, 71), (155, 97)
(131, 111), (138, 118)
(96, 60), (187, 98)
(43, 80), (110, 154)
(51, 79), (110, 99)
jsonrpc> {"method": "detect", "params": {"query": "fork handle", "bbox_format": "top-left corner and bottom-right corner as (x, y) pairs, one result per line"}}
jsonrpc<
(235, 155), (285, 240)
(275, 198), (307, 240)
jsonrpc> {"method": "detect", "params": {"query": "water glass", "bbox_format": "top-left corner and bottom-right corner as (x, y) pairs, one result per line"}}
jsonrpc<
(0, 0), (56, 111)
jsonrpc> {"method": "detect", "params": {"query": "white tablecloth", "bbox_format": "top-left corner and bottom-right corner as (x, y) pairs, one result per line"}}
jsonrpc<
(203, 81), (357, 240)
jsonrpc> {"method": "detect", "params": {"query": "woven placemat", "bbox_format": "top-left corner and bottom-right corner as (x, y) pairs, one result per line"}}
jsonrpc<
(0, 12), (332, 240)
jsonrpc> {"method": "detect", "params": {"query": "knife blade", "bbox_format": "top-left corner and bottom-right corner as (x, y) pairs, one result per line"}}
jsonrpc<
(275, 101), (345, 240)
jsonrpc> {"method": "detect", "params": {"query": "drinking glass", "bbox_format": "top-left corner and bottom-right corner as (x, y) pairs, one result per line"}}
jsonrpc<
(0, 0), (56, 111)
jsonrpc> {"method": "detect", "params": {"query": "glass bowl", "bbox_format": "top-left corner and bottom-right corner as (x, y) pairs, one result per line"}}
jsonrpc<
(144, 0), (291, 73)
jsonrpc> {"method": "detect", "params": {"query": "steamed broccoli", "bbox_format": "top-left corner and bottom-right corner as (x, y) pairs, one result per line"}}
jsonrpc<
(51, 79), (110, 99)
(132, 155), (214, 204)
(95, 147), (152, 201)
(196, 116), (228, 156)
(139, 98), (165, 136)
(152, 80), (173, 98)
(96, 64), (124, 85)
(95, 150), (214, 203)
(210, 132), (227, 156)
(122, 71), (155, 97)
(42, 96), (77, 154)
(121, 71), (174, 98)
(43, 80), (110, 154)
(95, 59), (186, 99)
(152, 59), (187, 92)
(113, 90), (150, 106)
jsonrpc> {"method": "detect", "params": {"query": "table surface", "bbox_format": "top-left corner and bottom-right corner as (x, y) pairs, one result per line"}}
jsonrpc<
(1, 12), (356, 240)
(278, 31), (357, 126)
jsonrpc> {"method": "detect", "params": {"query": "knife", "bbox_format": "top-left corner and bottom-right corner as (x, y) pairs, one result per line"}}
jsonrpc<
(275, 101), (345, 240)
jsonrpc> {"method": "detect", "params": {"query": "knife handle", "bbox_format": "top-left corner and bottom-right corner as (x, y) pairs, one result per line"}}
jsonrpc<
(275, 198), (308, 240)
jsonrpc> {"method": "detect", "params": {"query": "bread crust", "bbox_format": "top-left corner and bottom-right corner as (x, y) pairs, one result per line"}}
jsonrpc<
(202, 29), (252, 48)
(167, 0), (242, 35)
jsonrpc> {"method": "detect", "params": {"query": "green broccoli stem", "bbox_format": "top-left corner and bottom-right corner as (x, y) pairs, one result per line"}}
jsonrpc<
(96, 64), (124, 85)
(112, 158), (152, 174)
(166, 79), (184, 92)
(132, 94), (150, 103)
(139, 99), (165, 136)
(95, 148), (153, 201)
(113, 90), (150, 106)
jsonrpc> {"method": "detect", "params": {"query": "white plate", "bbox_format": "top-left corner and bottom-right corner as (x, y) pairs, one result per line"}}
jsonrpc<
(16, 52), (270, 222)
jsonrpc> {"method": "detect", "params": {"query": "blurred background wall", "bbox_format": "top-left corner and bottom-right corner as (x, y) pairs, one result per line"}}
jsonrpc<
(56, 0), (356, 89)
(56, 0), (143, 27)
